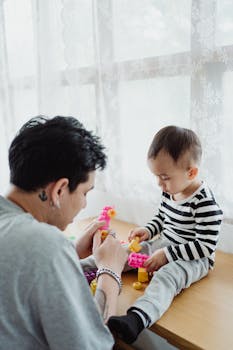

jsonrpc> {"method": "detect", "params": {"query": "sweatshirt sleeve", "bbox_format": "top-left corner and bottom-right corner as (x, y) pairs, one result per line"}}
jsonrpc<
(29, 238), (114, 350)
(145, 208), (165, 239)
(145, 195), (165, 239)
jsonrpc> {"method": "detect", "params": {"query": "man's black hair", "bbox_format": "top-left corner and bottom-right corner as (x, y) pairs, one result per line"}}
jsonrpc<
(9, 116), (107, 192)
(148, 125), (202, 164)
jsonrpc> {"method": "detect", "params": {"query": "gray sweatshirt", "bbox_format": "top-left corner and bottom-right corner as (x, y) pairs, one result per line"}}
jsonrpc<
(0, 196), (113, 350)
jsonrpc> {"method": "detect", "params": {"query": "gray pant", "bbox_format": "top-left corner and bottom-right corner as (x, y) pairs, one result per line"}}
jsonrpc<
(132, 238), (209, 325)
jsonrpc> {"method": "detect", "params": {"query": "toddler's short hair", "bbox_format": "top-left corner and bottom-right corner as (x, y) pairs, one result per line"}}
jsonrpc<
(148, 125), (202, 165)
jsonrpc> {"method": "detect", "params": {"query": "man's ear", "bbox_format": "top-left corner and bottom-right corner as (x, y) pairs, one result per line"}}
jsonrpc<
(188, 167), (198, 180)
(50, 178), (69, 208)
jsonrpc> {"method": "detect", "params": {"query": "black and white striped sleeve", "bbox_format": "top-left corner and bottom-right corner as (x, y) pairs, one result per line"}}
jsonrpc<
(145, 205), (165, 240)
(164, 198), (223, 263)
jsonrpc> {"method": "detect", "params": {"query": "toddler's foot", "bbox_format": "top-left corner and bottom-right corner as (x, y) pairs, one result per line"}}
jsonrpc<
(108, 310), (145, 344)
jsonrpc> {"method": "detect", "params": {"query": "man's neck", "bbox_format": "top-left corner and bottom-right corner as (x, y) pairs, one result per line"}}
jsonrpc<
(7, 186), (48, 223)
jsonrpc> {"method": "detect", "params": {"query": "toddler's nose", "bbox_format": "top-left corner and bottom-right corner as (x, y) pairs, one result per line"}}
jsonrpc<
(157, 178), (164, 187)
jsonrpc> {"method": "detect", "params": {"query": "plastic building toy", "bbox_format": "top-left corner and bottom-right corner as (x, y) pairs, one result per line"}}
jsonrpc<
(132, 281), (143, 290)
(138, 268), (149, 282)
(128, 236), (142, 252)
(84, 270), (98, 295)
(128, 252), (149, 268)
(66, 234), (78, 246)
(90, 279), (97, 295)
(120, 240), (128, 245)
(84, 269), (97, 285)
(128, 252), (150, 287)
(97, 206), (116, 240)
(68, 235), (76, 241)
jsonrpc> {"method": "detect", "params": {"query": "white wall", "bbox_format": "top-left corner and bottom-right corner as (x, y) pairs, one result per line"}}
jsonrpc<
(79, 188), (155, 225)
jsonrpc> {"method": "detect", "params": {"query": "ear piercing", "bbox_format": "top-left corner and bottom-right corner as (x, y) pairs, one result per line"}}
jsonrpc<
(55, 199), (61, 209)
(49, 199), (61, 209)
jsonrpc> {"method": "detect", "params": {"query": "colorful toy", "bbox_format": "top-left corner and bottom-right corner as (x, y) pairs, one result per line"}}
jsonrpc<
(97, 206), (116, 240)
(84, 269), (97, 285)
(120, 240), (128, 245)
(138, 268), (149, 282)
(128, 252), (149, 268)
(128, 236), (142, 252)
(84, 269), (98, 295)
(128, 252), (150, 287)
(90, 279), (97, 295)
(132, 281), (143, 290)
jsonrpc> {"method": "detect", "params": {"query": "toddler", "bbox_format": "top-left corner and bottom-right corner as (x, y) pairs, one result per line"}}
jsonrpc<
(108, 125), (223, 344)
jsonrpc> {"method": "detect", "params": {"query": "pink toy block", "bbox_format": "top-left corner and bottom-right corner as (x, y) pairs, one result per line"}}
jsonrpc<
(97, 206), (116, 231)
(128, 252), (149, 268)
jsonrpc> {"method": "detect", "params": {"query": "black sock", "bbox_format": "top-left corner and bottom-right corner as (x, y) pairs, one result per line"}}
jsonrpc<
(107, 310), (146, 344)
(128, 307), (151, 327)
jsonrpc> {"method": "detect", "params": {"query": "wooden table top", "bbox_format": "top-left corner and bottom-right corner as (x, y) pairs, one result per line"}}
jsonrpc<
(66, 217), (233, 350)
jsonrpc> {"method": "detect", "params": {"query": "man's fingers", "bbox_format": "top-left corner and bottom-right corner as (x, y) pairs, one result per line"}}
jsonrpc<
(91, 220), (106, 231)
(84, 220), (106, 236)
(92, 230), (101, 252)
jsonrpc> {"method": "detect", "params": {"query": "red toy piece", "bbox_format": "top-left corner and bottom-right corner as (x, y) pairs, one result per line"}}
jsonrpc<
(128, 252), (149, 268)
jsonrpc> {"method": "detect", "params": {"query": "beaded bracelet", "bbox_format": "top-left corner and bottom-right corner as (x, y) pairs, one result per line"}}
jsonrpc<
(96, 268), (123, 295)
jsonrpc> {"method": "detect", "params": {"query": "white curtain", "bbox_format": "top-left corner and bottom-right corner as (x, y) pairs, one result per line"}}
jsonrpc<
(0, 0), (233, 232)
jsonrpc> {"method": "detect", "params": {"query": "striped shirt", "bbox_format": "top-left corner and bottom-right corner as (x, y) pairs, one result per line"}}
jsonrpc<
(145, 182), (223, 269)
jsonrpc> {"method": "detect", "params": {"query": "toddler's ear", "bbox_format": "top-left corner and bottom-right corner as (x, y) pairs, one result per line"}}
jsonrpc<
(188, 167), (198, 180)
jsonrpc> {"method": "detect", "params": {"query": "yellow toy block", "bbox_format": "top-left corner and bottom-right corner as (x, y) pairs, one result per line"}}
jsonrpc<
(101, 230), (108, 241)
(90, 279), (97, 295)
(108, 208), (116, 218)
(138, 268), (149, 282)
(128, 236), (142, 253)
(133, 281), (142, 290)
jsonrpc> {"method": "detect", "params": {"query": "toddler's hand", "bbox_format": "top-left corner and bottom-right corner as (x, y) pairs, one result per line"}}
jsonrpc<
(128, 227), (150, 242)
(143, 248), (168, 272)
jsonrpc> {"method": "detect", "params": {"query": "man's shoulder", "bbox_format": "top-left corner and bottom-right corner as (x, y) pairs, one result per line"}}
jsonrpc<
(0, 208), (69, 260)
(23, 217), (70, 257)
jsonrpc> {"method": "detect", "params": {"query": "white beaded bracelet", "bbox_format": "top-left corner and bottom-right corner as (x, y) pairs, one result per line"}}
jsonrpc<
(96, 268), (123, 295)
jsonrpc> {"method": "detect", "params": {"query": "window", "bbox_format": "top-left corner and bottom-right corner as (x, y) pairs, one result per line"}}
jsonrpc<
(1, 0), (233, 221)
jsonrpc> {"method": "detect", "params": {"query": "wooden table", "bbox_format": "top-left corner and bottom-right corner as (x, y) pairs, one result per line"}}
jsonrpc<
(66, 218), (233, 350)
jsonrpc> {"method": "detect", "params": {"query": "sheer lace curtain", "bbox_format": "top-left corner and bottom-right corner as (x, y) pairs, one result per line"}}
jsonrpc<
(0, 0), (233, 250)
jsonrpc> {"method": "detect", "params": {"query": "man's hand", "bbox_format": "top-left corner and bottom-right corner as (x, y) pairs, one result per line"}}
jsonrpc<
(93, 231), (127, 275)
(143, 248), (168, 272)
(75, 220), (106, 259)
